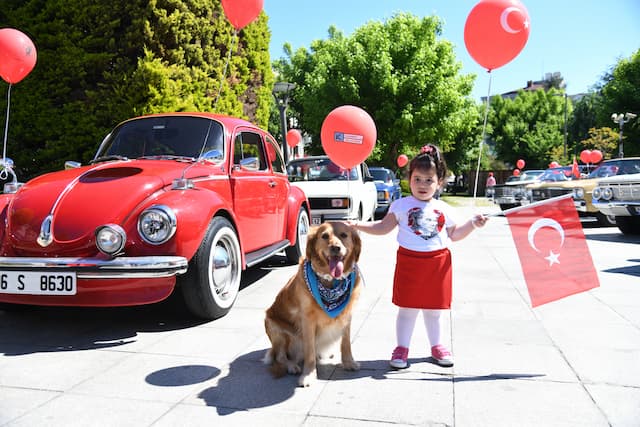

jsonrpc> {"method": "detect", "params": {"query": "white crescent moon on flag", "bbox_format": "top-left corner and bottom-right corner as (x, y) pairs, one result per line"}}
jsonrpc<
(500, 7), (522, 34)
(527, 218), (565, 252)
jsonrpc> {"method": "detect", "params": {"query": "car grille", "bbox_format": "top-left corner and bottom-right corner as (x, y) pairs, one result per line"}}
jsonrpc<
(308, 197), (352, 210)
(531, 187), (572, 201)
(609, 183), (640, 201)
(494, 187), (517, 197)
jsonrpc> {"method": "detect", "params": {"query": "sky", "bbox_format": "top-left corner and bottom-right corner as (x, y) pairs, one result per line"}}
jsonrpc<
(264, 0), (640, 101)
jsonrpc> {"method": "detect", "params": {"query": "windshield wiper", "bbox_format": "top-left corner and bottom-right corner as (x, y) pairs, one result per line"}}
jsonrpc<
(89, 155), (129, 164)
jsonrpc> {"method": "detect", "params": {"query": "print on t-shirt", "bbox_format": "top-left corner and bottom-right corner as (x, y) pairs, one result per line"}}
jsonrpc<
(407, 207), (445, 240)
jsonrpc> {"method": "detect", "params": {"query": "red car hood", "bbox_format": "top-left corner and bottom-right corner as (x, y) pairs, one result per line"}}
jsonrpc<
(6, 160), (190, 255)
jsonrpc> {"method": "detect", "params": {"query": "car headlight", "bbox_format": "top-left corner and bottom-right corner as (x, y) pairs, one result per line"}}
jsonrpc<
(95, 224), (126, 255)
(573, 188), (584, 199)
(592, 187), (602, 200)
(602, 187), (613, 201)
(330, 198), (350, 208)
(378, 190), (390, 201)
(138, 205), (177, 245)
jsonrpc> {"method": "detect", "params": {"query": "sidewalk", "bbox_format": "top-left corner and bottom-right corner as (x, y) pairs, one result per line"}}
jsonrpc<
(1, 199), (639, 426)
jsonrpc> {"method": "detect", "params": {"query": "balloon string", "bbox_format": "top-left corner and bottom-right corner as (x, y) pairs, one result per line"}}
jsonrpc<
(472, 70), (493, 209)
(213, 29), (237, 110)
(1, 83), (12, 180)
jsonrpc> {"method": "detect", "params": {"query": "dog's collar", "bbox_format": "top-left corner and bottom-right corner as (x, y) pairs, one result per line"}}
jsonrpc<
(303, 261), (358, 319)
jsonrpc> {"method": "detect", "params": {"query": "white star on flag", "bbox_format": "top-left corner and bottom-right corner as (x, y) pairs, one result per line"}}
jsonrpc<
(544, 250), (560, 266)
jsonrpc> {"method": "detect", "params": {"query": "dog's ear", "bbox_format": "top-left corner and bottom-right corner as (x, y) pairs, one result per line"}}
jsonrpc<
(305, 225), (320, 260)
(350, 225), (362, 262)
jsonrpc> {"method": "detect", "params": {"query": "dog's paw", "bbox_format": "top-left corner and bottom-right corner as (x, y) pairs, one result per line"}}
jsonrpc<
(298, 371), (317, 387)
(342, 359), (360, 371)
(287, 363), (301, 375)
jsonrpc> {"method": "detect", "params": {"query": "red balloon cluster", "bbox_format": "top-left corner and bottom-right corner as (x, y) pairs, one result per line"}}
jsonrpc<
(516, 159), (525, 169)
(0, 28), (37, 84)
(464, 0), (530, 71)
(320, 105), (376, 169)
(221, 0), (264, 30)
(397, 154), (408, 168)
(580, 149), (603, 164)
(286, 129), (302, 148)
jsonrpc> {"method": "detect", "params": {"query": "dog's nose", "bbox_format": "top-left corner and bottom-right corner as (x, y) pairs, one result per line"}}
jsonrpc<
(329, 245), (342, 255)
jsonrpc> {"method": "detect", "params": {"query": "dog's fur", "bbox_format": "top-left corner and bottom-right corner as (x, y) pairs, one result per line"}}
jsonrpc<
(264, 221), (362, 387)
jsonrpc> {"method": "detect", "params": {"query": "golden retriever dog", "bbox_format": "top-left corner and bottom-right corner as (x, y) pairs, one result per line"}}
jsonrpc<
(264, 221), (362, 387)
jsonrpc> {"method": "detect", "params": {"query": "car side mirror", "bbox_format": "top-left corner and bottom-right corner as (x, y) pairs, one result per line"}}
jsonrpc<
(364, 175), (374, 182)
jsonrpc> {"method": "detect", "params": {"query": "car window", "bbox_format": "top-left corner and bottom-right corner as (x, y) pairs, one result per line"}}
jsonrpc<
(288, 158), (357, 181)
(265, 135), (285, 174)
(233, 131), (267, 171)
(370, 168), (390, 182)
(100, 116), (220, 159)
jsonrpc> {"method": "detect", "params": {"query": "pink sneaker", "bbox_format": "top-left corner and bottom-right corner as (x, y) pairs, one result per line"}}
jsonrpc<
(431, 344), (454, 367)
(390, 346), (409, 369)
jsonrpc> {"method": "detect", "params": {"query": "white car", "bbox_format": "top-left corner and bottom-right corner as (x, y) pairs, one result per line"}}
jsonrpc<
(592, 172), (640, 235)
(287, 156), (377, 225)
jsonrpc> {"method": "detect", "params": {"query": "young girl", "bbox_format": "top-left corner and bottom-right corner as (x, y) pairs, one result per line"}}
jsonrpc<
(350, 144), (487, 368)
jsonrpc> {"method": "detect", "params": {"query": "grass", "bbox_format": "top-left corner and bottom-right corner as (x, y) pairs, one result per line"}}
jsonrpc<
(440, 194), (494, 208)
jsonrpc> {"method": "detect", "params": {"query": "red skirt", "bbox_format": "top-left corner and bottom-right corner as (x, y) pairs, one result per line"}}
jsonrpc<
(392, 247), (452, 309)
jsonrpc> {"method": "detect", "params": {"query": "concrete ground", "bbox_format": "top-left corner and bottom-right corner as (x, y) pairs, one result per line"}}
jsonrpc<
(1, 199), (639, 426)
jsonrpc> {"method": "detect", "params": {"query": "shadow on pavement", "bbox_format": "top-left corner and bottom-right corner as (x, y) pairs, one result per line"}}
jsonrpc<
(195, 349), (546, 415)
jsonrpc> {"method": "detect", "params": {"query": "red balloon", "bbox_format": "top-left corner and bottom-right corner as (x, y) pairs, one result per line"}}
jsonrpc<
(513, 168), (520, 176)
(579, 149), (592, 163)
(516, 158), (525, 169)
(464, 0), (530, 70)
(221, 0), (264, 30)
(589, 150), (603, 164)
(397, 154), (408, 168)
(286, 129), (302, 148)
(0, 28), (37, 84)
(549, 161), (560, 168)
(321, 105), (376, 169)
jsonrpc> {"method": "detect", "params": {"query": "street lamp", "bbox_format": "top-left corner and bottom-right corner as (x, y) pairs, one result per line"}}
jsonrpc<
(553, 93), (568, 158)
(611, 112), (637, 158)
(272, 81), (296, 164)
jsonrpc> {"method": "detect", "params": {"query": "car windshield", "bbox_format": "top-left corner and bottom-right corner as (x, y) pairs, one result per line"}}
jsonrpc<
(520, 170), (544, 180)
(537, 167), (572, 182)
(96, 116), (225, 161)
(588, 159), (640, 178)
(287, 158), (358, 181)
(370, 169), (391, 182)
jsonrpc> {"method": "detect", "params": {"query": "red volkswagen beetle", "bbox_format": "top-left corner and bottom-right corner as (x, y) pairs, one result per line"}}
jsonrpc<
(0, 113), (310, 319)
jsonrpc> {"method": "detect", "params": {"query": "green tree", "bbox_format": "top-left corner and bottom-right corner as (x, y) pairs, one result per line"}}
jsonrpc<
(273, 13), (479, 172)
(594, 49), (640, 156)
(579, 127), (619, 159)
(488, 89), (569, 168)
(0, 0), (273, 179)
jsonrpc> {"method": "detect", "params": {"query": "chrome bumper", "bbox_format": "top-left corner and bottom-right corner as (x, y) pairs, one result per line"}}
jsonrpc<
(0, 256), (188, 279)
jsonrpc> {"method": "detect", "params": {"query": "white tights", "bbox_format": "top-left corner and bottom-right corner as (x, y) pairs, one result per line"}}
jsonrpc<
(396, 307), (445, 348)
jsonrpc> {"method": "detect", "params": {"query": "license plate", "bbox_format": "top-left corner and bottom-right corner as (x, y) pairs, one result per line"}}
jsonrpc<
(311, 216), (322, 225)
(0, 271), (77, 295)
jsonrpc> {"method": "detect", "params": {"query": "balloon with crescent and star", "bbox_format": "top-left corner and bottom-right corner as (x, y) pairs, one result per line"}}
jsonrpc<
(464, 0), (531, 71)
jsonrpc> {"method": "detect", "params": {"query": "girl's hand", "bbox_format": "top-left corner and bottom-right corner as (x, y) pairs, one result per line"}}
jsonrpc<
(472, 214), (488, 228)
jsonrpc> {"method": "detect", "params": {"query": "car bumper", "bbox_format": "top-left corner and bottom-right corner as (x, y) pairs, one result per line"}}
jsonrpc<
(592, 202), (640, 217)
(0, 256), (188, 307)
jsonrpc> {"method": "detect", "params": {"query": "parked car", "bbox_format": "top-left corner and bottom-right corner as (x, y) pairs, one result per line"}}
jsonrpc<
(491, 170), (545, 211)
(527, 165), (589, 202)
(529, 158), (640, 226)
(592, 173), (640, 234)
(287, 155), (377, 225)
(0, 113), (310, 320)
(369, 166), (402, 217)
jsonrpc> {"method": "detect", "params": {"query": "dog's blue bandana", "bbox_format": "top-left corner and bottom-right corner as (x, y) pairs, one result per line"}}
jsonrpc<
(303, 260), (358, 319)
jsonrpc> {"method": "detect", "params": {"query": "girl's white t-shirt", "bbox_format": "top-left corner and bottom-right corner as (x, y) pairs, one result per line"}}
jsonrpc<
(389, 196), (459, 252)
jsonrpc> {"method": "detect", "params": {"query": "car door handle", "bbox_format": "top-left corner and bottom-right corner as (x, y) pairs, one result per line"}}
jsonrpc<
(268, 181), (276, 188)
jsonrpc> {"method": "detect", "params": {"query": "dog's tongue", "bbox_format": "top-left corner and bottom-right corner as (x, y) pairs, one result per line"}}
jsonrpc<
(329, 256), (344, 278)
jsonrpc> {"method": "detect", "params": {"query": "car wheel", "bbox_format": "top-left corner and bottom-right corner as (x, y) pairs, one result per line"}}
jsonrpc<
(616, 216), (640, 235)
(179, 216), (241, 320)
(596, 212), (616, 227)
(285, 207), (310, 264)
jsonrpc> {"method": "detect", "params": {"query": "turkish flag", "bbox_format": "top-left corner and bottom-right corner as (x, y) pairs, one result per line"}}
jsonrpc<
(505, 195), (600, 307)
(572, 156), (581, 179)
